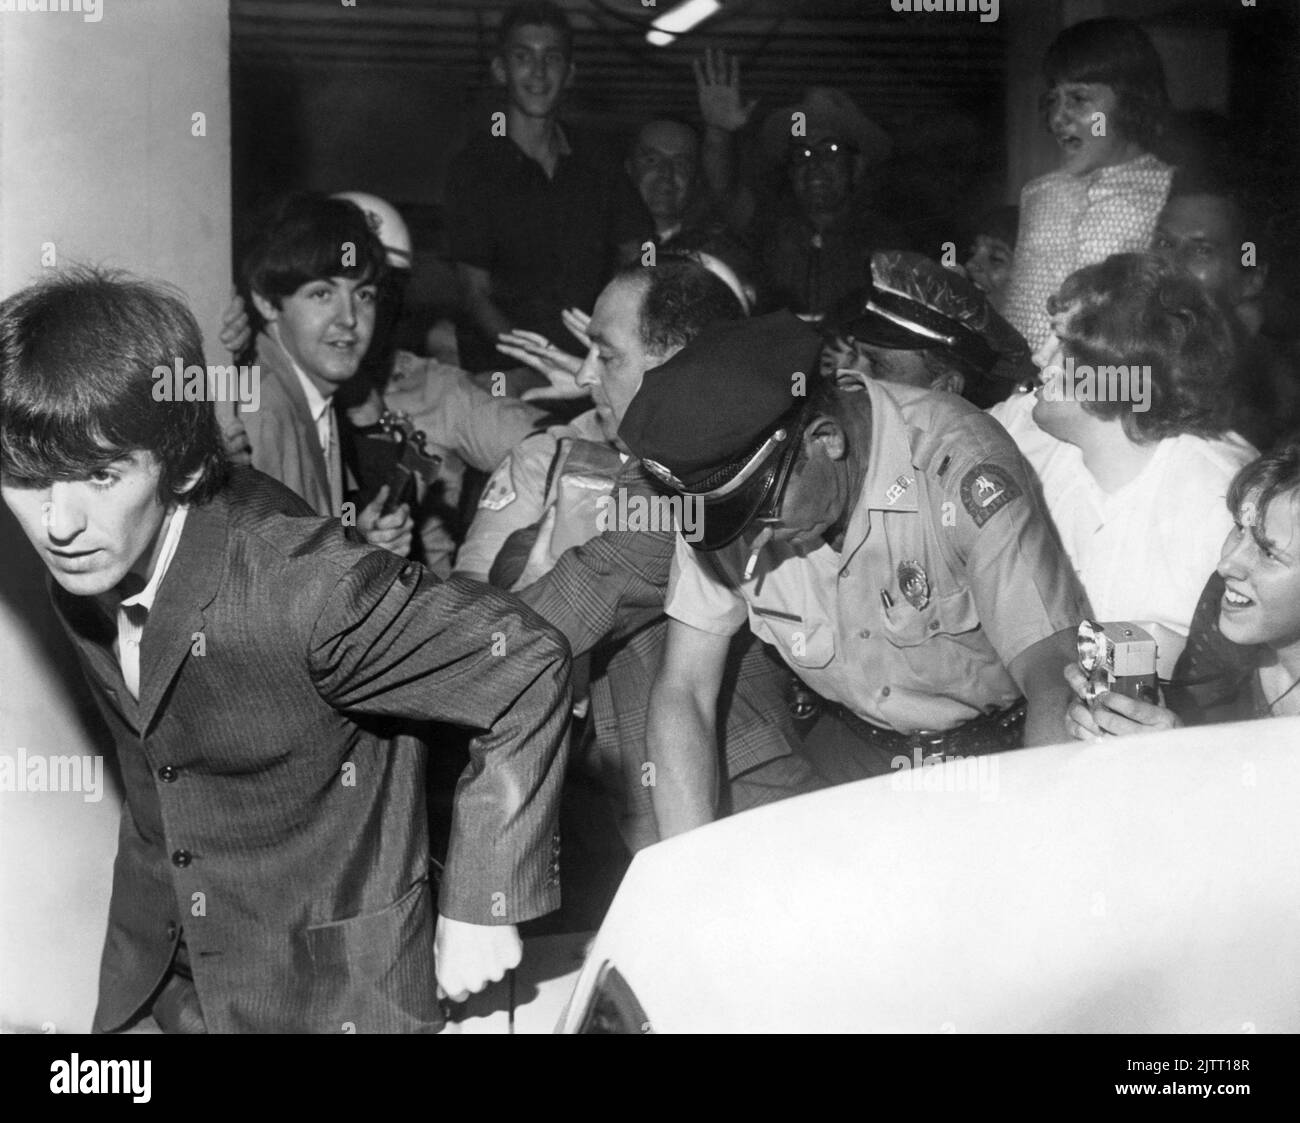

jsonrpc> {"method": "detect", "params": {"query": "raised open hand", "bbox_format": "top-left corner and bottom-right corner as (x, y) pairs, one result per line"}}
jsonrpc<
(694, 48), (758, 133)
(496, 329), (588, 401)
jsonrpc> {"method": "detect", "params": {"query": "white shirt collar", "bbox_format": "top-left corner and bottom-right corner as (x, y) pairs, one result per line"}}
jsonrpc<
(120, 504), (189, 614)
(269, 325), (332, 425)
(293, 365), (332, 427)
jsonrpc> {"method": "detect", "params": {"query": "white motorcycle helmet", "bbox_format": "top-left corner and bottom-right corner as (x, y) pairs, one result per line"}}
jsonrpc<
(331, 191), (412, 270)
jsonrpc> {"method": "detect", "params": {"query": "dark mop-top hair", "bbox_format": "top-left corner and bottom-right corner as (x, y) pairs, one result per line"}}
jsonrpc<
(240, 191), (387, 308)
(0, 266), (227, 503)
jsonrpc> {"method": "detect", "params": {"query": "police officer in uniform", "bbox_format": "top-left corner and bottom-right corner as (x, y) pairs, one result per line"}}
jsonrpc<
(620, 308), (1088, 839)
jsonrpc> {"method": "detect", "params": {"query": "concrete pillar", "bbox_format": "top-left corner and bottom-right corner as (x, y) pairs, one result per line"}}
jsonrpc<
(0, 0), (231, 1034)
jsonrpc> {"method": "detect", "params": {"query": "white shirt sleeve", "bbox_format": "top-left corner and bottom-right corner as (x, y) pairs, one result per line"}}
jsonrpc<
(664, 531), (748, 636)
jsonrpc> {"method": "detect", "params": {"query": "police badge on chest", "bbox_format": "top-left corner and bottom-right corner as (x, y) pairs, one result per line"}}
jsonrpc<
(897, 560), (930, 610)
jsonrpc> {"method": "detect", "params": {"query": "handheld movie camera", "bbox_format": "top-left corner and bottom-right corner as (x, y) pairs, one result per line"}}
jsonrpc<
(1076, 621), (1159, 711)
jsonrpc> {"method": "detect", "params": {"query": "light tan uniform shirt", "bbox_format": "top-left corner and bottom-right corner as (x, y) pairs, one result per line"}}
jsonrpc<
(456, 408), (611, 582)
(666, 379), (1090, 733)
(383, 350), (545, 575)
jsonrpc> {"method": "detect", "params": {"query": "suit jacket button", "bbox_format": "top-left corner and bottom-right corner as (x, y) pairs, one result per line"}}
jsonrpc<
(165, 921), (178, 941)
(158, 765), (179, 783)
(172, 849), (192, 868)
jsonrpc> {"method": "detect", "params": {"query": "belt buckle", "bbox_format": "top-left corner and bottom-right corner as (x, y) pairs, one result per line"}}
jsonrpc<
(907, 729), (948, 765)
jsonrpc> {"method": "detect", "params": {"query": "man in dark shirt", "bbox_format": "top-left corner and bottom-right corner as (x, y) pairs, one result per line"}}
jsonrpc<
(446, 0), (653, 373)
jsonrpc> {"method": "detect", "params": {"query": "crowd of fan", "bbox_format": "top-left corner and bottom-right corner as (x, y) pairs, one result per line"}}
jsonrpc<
(9, 3), (1300, 967)
(212, 5), (1300, 893)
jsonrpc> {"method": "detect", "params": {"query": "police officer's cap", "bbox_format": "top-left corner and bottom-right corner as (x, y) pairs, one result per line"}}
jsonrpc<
(846, 251), (1034, 405)
(619, 311), (822, 551)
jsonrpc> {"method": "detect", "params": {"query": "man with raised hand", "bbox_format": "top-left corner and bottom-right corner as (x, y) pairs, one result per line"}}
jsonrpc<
(463, 256), (815, 851)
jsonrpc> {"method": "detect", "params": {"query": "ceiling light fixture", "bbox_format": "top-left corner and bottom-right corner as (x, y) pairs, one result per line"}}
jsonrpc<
(645, 0), (724, 48)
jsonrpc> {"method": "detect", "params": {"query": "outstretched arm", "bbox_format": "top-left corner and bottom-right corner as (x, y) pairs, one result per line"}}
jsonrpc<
(1009, 626), (1077, 747)
(309, 558), (572, 930)
(695, 48), (758, 230)
(646, 618), (731, 839)
(516, 462), (676, 656)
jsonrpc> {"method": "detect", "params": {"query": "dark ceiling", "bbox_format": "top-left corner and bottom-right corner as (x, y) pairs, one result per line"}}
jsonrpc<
(230, 0), (1010, 129)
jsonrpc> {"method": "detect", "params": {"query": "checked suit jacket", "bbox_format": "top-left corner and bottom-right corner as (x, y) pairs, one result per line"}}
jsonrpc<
(516, 458), (802, 847)
(50, 468), (570, 1033)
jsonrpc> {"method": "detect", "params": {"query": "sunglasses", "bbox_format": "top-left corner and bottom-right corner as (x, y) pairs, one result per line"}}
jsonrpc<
(788, 139), (858, 167)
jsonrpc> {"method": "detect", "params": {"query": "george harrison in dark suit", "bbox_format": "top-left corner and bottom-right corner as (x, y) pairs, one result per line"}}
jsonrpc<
(0, 268), (571, 1033)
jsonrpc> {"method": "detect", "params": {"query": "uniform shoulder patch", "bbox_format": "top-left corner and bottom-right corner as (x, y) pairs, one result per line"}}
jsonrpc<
(478, 461), (517, 511)
(959, 462), (1021, 527)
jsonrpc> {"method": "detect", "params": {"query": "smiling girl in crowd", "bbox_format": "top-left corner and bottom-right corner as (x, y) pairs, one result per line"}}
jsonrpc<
(963, 205), (1019, 314)
(1065, 438), (1300, 737)
(1004, 18), (1174, 351)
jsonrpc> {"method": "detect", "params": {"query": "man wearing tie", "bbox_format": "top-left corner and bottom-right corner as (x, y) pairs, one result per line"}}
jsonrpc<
(0, 268), (571, 1032)
(241, 192), (412, 555)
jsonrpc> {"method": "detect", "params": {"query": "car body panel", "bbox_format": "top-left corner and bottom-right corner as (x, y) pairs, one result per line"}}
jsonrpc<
(557, 716), (1300, 1033)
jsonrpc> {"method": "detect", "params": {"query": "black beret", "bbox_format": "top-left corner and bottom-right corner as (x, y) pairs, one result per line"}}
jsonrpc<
(619, 311), (823, 549)
(620, 311), (821, 483)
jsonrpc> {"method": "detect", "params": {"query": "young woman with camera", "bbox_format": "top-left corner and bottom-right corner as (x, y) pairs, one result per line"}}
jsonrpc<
(990, 251), (1257, 682)
(1064, 438), (1300, 738)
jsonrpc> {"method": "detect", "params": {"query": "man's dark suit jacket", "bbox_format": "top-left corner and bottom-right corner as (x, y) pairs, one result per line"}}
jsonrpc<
(50, 469), (570, 1033)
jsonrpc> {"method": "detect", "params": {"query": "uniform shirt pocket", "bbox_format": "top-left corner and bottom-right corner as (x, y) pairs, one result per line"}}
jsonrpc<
(880, 587), (980, 649)
(748, 607), (836, 669)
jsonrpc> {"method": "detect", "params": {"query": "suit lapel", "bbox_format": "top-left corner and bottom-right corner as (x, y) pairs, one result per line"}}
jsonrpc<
(50, 584), (139, 730)
(135, 493), (230, 734)
(258, 333), (336, 516)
